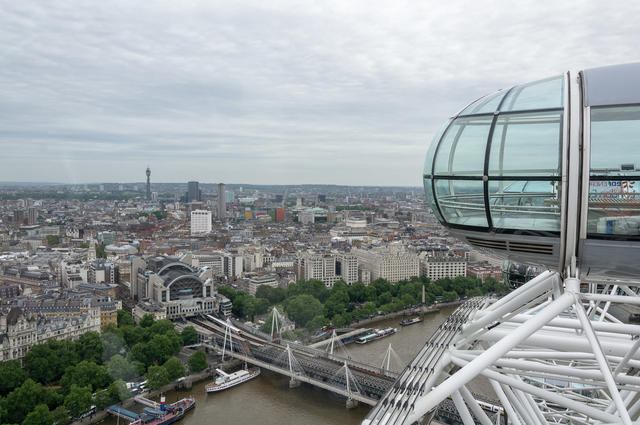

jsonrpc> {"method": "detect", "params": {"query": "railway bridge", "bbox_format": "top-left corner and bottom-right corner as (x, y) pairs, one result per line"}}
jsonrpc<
(191, 315), (397, 407)
(191, 312), (503, 423)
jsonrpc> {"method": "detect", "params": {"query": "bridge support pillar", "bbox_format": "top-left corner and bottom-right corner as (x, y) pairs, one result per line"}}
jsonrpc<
(289, 378), (301, 388)
(346, 398), (359, 409)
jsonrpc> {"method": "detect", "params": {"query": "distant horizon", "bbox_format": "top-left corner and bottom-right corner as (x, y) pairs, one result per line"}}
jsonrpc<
(0, 181), (422, 189)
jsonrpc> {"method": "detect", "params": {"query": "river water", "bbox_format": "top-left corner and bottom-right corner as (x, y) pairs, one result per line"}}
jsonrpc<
(102, 306), (457, 425)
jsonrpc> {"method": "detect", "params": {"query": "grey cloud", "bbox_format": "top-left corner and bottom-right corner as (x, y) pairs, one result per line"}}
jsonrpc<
(1, 0), (640, 186)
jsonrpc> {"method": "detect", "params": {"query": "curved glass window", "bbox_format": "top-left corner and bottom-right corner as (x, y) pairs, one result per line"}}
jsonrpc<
(458, 90), (506, 116)
(434, 116), (492, 176)
(500, 76), (563, 112)
(424, 120), (452, 176)
(434, 180), (487, 226)
(424, 73), (564, 233)
(423, 120), (451, 221)
(489, 180), (561, 231)
(588, 106), (640, 236)
(489, 111), (563, 176)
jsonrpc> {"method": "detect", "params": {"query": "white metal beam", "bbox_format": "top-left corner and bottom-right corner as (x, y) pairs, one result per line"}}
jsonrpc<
(450, 356), (619, 423)
(407, 292), (574, 422)
(451, 390), (475, 425)
(574, 295), (632, 425)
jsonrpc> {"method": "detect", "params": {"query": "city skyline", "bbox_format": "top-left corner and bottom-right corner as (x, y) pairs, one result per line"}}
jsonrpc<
(1, 1), (640, 186)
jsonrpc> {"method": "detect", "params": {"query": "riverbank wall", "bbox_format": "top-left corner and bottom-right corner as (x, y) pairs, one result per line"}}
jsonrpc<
(350, 301), (462, 328)
(73, 358), (243, 425)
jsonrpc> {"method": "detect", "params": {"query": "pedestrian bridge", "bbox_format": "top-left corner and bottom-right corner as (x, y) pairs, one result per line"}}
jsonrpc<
(193, 316), (396, 408)
(193, 309), (502, 422)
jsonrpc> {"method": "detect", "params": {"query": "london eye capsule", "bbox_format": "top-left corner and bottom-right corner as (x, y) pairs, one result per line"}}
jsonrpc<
(423, 63), (640, 282)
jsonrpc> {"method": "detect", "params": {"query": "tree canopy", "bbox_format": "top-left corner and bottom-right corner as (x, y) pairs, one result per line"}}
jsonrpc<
(163, 357), (186, 381)
(285, 294), (324, 328)
(0, 308), (197, 423)
(188, 350), (208, 373)
(181, 326), (198, 346)
(146, 365), (170, 390)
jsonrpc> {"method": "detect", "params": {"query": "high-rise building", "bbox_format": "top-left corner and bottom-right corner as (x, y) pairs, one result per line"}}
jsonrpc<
(27, 207), (38, 225)
(146, 167), (151, 200)
(223, 254), (244, 279)
(218, 183), (226, 219)
(13, 210), (24, 225)
(130, 256), (147, 301)
(336, 254), (359, 284)
(190, 209), (212, 235)
(187, 181), (201, 203)
(275, 207), (285, 222)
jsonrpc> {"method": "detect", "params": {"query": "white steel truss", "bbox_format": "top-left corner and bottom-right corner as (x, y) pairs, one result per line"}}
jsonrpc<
(365, 271), (640, 425)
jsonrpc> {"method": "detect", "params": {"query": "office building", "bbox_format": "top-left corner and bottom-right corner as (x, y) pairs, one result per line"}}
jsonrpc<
(354, 246), (419, 283)
(88, 259), (119, 284)
(218, 295), (232, 317)
(13, 210), (24, 225)
(295, 252), (360, 287)
(181, 252), (224, 276)
(336, 254), (359, 284)
(27, 207), (37, 225)
(248, 274), (279, 295)
(223, 254), (244, 279)
(186, 181), (201, 202)
(275, 207), (285, 222)
(218, 183), (226, 219)
(295, 253), (338, 288)
(190, 209), (212, 235)
(419, 256), (467, 281)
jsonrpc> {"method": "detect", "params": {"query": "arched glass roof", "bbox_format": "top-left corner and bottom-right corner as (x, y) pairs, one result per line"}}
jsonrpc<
(424, 75), (564, 234)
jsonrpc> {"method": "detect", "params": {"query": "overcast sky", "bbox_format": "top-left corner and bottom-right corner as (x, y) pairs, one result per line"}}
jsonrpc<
(1, 1), (639, 186)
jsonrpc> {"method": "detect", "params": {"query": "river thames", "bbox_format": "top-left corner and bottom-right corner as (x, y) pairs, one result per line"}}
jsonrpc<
(102, 306), (457, 425)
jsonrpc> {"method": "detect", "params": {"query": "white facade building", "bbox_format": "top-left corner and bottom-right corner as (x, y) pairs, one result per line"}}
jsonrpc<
(190, 209), (212, 235)
(248, 274), (279, 295)
(354, 246), (419, 283)
(0, 307), (101, 361)
(419, 256), (467, 281)
(295, 252), (358, 287)
(224, 254), (244, 279)
(337, 254), (359, 284)
(295, 253), (337, 288)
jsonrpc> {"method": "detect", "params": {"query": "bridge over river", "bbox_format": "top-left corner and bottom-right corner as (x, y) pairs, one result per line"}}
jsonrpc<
(189, 308), (503, 424)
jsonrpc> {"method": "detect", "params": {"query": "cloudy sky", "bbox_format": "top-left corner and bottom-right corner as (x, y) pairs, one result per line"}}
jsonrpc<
(1, 1), (639, 186)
